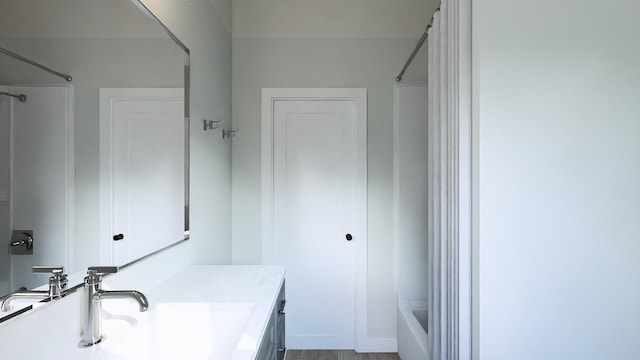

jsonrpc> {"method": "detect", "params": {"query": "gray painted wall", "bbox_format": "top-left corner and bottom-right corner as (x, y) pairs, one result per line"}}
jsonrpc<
(231, 37), (427, 339)
(394, 85), (428, 303)
(143, 0), (233, 266)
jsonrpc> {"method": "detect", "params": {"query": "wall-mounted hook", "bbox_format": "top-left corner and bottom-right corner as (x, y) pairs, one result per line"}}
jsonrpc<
(203, 118), (223, 131)
(223, 128), (238, 139)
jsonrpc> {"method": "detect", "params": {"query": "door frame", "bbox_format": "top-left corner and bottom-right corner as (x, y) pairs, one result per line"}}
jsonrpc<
(261, 88), (368, 350)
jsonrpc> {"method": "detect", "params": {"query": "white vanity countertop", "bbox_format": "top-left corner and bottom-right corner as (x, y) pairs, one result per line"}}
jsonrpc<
(83, 265), (286, 360)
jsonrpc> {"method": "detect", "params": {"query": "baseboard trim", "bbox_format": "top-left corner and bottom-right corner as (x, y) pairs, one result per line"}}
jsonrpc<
(357, 337), (398, 353)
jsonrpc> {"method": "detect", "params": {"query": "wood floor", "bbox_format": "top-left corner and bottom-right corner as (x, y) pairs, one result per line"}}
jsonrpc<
(285, 350), (401, 360)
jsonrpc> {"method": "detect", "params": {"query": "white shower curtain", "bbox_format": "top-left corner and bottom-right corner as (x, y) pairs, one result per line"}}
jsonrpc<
(426, 0), (472, 359)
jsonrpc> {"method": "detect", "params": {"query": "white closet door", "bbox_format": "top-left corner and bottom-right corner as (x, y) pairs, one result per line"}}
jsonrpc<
(272, 99), (356, 349)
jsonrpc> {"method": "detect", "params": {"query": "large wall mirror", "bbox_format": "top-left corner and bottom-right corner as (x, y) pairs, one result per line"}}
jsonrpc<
(0, 0), (189, 318)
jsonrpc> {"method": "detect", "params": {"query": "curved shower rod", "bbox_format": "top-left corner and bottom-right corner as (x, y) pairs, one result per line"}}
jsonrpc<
(0, 46), (72, 82)
(0, 91), (27, 102)
(395, 7), (441, 82)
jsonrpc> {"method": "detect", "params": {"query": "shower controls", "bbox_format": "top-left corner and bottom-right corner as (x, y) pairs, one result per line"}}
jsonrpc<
(9, 230), (34, 255)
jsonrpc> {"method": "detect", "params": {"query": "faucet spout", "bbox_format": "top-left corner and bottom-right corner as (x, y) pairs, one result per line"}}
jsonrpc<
(95, 290), (149, 312)
(1, 290), (48, 312)
(79, 266), (150, 347)
(2, 266), (69, 312)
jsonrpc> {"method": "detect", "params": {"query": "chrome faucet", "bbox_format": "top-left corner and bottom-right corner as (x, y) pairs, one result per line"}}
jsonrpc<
(79, 266), (149, 347)
(0, 266), (68, 312)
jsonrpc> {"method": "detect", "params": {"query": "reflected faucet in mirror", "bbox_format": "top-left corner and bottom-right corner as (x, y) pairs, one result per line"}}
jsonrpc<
(0, 266), (68, 312)
(9, 230), (34, 255)
(79, 266), (148, 347)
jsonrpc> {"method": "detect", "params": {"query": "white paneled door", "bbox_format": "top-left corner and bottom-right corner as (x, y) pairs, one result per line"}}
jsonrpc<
(100, 88), (184, 266)
(263, 89), (367, 350)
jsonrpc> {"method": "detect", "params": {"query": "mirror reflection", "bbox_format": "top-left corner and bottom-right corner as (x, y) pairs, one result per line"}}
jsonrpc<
(0, 0), (189, 313)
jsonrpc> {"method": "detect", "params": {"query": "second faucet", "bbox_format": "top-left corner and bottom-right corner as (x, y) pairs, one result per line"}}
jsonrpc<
(79, 266), (148, 347)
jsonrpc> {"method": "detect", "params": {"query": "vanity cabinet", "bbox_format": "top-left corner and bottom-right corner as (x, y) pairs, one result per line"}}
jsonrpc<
(257, 280), (286, 360)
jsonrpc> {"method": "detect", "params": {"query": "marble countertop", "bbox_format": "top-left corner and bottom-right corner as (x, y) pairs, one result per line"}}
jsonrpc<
(82, 265), (286, 360)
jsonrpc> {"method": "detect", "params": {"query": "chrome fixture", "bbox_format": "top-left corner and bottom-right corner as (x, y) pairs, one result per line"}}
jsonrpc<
(1, 266), (68, 312)
(395, 6), (441, 82)
(222, 128), (238, 139)
(0, 46), (72, 82)
(0, 91), (27, 103)
(203, 117), (222, 131)
(9, 230), (34, 255)
(79, 266), (149, 347)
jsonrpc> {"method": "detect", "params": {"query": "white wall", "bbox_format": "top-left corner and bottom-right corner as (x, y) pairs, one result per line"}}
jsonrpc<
(474, 1), (640, 359)
(231, 0), (435, 345)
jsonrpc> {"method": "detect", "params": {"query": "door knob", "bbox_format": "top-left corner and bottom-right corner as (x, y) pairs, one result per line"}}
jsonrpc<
(112, 233), (124, 241)
(346, 233), (353, 241)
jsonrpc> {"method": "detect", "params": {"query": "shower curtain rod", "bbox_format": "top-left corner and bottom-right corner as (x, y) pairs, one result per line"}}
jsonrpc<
(395, 7), (441, 82)
(0, 91), (26, 102)
(0, 46), (72, 82)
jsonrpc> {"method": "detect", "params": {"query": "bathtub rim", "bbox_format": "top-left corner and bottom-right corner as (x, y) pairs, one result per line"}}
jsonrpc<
(398, 299), (428, 358)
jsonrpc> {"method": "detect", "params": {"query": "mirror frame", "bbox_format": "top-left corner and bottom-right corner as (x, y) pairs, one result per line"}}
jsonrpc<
(0, 0), (190, 323)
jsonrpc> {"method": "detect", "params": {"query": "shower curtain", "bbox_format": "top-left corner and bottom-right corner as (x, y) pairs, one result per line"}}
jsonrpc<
(426, 0), (472, 359)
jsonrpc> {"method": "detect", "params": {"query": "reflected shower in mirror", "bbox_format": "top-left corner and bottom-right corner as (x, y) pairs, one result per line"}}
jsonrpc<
(0, 0), (189, 315)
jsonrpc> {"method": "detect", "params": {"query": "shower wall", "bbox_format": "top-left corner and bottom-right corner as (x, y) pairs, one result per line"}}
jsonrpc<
(393, 85), (428, 302)
(0, 86), (74, 293)
(10, 85), (74, 291)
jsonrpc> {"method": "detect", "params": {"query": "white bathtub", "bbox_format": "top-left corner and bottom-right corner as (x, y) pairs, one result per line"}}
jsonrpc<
(398, 300), (428, 360)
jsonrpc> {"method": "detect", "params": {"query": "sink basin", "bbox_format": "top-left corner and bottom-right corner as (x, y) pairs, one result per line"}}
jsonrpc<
(93, 302), (257, 359)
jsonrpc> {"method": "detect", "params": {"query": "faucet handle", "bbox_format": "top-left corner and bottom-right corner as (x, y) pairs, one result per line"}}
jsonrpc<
(33, 265), (64, 274)
(87, 266), (118, 275)
(85, 266), (118, 286)
(32, 266), (67, 299)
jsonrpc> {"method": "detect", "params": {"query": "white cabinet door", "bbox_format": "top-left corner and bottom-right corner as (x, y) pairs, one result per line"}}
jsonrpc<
(100, 88), (184, 266)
